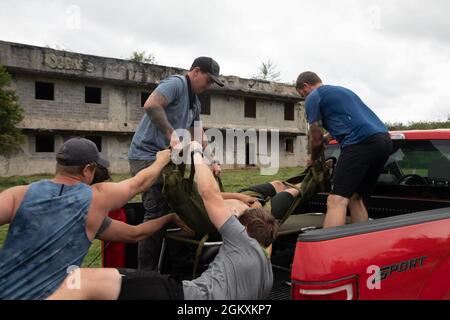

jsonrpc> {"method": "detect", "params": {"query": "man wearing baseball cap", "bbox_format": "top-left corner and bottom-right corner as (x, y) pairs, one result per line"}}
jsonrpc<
(0, 138), (191, 299)
(56, 136), (111, 168)
(128, 57), (224, 271)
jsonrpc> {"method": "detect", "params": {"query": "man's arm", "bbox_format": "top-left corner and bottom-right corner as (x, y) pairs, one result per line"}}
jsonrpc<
(97, 214), (192, 243)
(196, 127), (222, 177)
(143, 91), (174, 141)
(221, 193), (257, 206)
(0, 188), (14, 226)
(304, 90), (325, 164)
(0, 186), (27, 226)
(93, 149), (171, 212)
(144, 77), (184, 149)
(309, 120), (325, 162)
(191, 143), (231, 230)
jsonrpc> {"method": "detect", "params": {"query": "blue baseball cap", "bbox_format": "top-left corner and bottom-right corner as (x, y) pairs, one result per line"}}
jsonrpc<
(56, 138), (110, 168)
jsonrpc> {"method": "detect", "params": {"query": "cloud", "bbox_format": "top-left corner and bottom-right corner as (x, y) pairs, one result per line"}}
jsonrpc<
(374, 0), (450, 44)
(0, 0), (448, 122)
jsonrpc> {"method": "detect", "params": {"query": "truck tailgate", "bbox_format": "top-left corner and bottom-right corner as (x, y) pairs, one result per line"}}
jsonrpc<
(291, 208), (450, 300)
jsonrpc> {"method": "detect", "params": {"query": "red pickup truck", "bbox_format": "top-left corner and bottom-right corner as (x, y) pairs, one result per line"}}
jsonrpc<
(291, 129), (450, 300)
(102, 130), (450, 300)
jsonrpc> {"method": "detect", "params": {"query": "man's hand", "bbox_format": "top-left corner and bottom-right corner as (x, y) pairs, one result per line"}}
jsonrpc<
(212, 163), (222, 177)
(155, 149), (172, 166)
(238, 194), (258, 207)
(309, 121), (325, 162)
(169, 133), (182, 151)
(323, 133), (333, 143)
(306, 155), (315, 167)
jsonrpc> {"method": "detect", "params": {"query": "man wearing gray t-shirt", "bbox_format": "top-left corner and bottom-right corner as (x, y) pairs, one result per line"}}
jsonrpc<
(128, 57), (224, 271)
(49, 142), (278, 300)
(182, 142), (276, 300)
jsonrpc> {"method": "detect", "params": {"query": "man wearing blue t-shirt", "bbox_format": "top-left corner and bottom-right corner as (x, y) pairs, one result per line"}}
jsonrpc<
(296, 72), (393, 228)
(128, 57), (224, 271)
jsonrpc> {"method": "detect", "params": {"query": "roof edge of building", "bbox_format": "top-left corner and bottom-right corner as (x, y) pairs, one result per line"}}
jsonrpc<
(0, 40), (303, 100)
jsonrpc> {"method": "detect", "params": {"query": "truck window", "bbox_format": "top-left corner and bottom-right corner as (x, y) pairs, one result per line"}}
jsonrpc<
(384, 140), (450, 186)
(326, 140), (450, 187)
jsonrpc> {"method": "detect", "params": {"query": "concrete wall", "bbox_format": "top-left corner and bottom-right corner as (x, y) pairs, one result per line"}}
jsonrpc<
(0, 131), (308, 176)
(12, 75), (110, 121)
(201, 95), (308, 168)
(0, 78), (309, 176)
(0, 133), (134, 176)
(0, 40), (309, 177)
(9, 74), (146, 133)
(203, 95), (305, 132)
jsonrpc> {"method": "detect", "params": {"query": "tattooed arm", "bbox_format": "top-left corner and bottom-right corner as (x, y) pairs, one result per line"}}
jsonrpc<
(143, 91), (174, 142)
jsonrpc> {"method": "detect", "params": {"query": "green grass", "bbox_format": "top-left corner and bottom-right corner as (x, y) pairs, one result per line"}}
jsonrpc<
(0, 174), (54, 192)
(0, 167), (304, 268)
(0, 225), (8, 249)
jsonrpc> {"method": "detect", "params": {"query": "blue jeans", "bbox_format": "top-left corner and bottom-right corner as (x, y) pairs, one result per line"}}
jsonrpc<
(129, 160), (170, 271)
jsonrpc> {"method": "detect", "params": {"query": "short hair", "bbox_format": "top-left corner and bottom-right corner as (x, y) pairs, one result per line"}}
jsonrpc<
(55, 162), (98, 178)
(92, 165), (112, 184)
(238, 208), (279, 248)
(296, 71), (322, 89)
(55, 164), (85, 176)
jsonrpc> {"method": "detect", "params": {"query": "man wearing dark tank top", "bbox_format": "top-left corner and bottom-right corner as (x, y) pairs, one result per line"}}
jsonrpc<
(0, 138), (191, 300)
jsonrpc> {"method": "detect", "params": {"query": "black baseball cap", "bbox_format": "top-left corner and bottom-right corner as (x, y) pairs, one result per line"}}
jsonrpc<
(56, 138), (110, 168)
(191, 57), (225, 87)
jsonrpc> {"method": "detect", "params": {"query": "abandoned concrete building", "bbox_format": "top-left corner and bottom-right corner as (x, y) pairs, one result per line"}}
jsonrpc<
(0, 41), (308, 176)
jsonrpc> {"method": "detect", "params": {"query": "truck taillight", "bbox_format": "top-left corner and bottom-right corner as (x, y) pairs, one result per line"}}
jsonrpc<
(102, 209), (127, 268)
(292, 277), (358, 300)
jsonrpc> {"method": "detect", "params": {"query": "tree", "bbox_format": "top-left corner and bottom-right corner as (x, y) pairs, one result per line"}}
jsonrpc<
(45, 44), (72, 51)
(385, 121), (450, 131)
(129, 51), (157, 64)
(0, 65), (25, 157)
(252, 59), (281, 82)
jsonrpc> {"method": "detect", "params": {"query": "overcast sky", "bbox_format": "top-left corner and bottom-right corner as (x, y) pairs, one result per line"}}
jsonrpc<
(1, 0), (449, 123)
